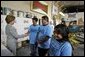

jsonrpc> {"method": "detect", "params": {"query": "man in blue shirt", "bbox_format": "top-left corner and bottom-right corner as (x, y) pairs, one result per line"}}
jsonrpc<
(37, 16), (53, 56)
(27, 16), (39, 56)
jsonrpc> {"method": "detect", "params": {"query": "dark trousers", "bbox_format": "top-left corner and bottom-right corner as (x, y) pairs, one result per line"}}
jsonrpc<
(38, 47), (49, 56)
(30, 44), (37, 56)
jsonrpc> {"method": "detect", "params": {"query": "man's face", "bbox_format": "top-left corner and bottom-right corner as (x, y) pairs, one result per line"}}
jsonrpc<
(42, 19), (48, 25)
(32, 20), (37, 25)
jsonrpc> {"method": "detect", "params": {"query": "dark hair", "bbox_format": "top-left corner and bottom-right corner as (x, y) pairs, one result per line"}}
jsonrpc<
(5, 15), (15, 24)
(42, 15), (49, 22)
(54, 24), (69, 41)
(73, 20), (77, 24)
(32, 16), (38, 22)
(61, 21), (66, 25)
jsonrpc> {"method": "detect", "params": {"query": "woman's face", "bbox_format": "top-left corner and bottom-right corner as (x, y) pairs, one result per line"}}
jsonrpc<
(11, 20), (16, 25)
(54, 30), (63, 39)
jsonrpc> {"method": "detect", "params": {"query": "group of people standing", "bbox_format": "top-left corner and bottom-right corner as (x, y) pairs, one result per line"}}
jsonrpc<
(5, 15), (72, 56)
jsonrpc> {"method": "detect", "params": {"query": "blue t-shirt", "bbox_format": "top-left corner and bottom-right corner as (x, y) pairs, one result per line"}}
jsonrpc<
(28, 24), (40, 44)
(38, 24), (53, 49)
(48, 37), (72, 56)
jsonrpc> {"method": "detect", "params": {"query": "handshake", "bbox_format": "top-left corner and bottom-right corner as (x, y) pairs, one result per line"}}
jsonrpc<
(16, 32), (29, 40)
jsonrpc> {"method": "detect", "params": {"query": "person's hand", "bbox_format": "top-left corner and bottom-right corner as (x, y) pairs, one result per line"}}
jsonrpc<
(37, 40), (43, 44)
(25, 32), (28, 34)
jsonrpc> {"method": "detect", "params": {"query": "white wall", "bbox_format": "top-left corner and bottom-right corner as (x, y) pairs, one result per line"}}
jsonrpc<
(76, 12), (84, 22)
(64, 12), (84, 22)
(1, 1), (52, 19)
(1, 1), (30, 12)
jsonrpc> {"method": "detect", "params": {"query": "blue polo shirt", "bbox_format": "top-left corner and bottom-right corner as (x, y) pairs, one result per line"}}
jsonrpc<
(48, 37), (72, 56)
(28, 24), (40, 44)
(38, 24), (53, 49)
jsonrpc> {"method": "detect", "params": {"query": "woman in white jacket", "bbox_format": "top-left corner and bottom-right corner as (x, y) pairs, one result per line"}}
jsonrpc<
(5, 15), (27, 56)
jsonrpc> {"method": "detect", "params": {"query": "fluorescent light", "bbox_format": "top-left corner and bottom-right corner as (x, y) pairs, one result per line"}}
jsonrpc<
(59, 12), (65, 16)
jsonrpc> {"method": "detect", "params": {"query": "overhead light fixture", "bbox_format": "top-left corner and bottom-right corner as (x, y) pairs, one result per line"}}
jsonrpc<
(59, 12), (65, 16)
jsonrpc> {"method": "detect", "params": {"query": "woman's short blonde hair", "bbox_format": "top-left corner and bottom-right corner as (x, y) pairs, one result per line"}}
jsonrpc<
(5, 15), (15, 24)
